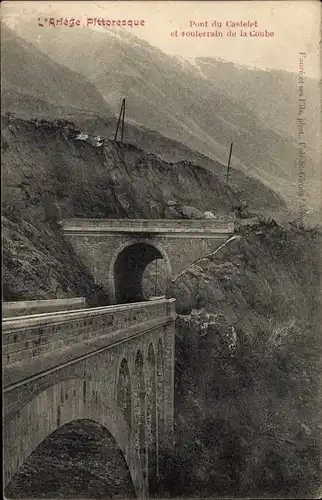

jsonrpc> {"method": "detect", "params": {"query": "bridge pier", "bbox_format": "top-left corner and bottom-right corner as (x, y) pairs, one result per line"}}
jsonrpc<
(163, 323), (176, 452)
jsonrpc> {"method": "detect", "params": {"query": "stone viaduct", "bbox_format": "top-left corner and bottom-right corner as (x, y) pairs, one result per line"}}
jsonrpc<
(3, 299), (176, 498)
(61, 219), (235, 303)
(3, 218), (234, 498)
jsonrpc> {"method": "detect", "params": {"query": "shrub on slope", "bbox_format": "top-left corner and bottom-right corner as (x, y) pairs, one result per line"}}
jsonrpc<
(166, 221), (322, 499)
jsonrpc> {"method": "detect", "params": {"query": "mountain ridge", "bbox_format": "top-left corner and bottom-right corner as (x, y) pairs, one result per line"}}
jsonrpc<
(5, 19), (320, 211)
(1, 24), (112, 117)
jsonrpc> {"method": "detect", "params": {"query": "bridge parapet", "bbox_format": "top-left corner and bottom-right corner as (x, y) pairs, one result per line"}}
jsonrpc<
(3, 299), (175, 374)
(2, 298), (86, 318)
(61, 218), (235, 235)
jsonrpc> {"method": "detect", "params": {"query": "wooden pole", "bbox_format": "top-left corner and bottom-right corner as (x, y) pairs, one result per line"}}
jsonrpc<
(226, 142), (233, 185)
(114, 102), (122, 141)
(114, 98), (125, 142)
(121, 98), (125, 142)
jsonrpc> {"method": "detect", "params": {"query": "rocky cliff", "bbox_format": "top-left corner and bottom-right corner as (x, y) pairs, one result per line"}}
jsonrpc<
(165, 220), (322, 499)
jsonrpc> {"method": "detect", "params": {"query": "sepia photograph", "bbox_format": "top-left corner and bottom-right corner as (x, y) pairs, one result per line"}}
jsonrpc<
(1, 1), (322, 499)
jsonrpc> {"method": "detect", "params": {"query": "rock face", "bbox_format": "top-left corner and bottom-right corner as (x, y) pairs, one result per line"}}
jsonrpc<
(2, 215), (108, 305)
(177, 205), (204, 219)
(177, 310), (237, 359)
(167, 221), (322, 499)
(204, 211), (216, 219)
(164, 204), (205, 220)
(57, 115), (288, 218)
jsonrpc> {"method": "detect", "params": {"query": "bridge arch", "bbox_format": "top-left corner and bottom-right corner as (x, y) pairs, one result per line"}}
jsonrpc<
(108, 239), (172, 304)
(5, 418), (136, 499)
(3, 379), (144, 497)
(133, 350), (147, 480)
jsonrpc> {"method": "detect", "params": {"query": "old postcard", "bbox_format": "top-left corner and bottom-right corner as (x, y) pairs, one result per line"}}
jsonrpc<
(2, 0), (321, 499)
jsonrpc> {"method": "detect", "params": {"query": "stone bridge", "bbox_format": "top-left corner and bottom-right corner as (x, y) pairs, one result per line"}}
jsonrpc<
(3, 298), (176, 498)
(61, 219), (235, 303)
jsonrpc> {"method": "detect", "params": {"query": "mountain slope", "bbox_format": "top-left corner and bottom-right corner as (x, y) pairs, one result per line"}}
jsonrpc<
(2, 114), (240, 301)
(63, 113), (286, 218)
(7, 20), (320, 210)
(168, 221), (322, 499)
(195, 57), (320, 150)
(1, 24), (112, 117)
(1, 20), (287, 220)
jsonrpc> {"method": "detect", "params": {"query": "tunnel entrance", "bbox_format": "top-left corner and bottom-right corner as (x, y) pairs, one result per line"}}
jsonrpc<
(5, 419), (136, 499)
(114, 242), (168, 304)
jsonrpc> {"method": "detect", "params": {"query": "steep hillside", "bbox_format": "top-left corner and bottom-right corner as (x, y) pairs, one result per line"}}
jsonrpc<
(2, 114), (243, 302)
(63, 113), (287, 218)
(7, 20), (320, 210)
(1, 24), (111, 117)
(1, 20), (288, 220)
(166, 220), (322, 499)
(195, 57), (320, 150)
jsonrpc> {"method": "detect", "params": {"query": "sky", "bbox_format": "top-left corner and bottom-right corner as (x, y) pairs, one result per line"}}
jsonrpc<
(1, 0), (321, 78)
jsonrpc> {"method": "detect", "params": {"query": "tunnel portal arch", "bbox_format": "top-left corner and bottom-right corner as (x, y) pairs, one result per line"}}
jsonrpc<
(109, 240), (172, 304)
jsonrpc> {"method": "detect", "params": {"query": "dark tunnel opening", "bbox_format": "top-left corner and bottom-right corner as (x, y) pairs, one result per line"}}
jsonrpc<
(114, 243), (167, 304)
